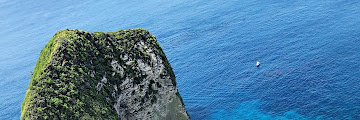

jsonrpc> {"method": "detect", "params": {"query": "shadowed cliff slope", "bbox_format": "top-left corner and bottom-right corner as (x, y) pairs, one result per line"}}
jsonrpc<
(21, 28), (189, 119)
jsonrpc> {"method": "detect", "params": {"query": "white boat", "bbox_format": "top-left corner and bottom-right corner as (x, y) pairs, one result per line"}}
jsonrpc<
(256, 61), (260, 67)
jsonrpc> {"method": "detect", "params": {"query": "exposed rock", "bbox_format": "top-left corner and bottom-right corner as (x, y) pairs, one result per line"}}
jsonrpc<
(21, 28), (189, 120)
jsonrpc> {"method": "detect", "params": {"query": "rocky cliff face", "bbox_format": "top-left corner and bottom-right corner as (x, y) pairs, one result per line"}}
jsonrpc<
(21, 29), (189, 119)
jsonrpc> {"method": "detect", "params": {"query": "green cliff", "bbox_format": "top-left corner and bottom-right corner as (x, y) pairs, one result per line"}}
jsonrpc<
(21, 29), (189, 119)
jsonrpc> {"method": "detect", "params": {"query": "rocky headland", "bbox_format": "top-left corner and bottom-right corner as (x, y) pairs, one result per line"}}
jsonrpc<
(21, 28), (189, 119)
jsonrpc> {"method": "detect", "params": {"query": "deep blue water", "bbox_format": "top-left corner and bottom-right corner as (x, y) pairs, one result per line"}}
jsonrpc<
(1, 0), (360, 119)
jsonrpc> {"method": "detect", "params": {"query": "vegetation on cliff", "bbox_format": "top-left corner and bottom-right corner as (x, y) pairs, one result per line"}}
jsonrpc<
(21, 29), (188, 119)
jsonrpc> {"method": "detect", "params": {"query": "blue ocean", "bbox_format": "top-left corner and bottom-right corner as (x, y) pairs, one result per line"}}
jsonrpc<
(1, 0), (360, 119)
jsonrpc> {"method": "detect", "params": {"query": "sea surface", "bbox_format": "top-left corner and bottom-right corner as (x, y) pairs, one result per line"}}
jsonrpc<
(1, 0), (360, 119)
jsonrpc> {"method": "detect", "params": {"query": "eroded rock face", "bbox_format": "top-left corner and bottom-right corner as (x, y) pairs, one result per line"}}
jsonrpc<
(21, 29), (189, 119)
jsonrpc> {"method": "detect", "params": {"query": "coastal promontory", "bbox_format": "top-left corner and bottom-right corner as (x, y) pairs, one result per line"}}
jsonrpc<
(21, 29), (189, 119)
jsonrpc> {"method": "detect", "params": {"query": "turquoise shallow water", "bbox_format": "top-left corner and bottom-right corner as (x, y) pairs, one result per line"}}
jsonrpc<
(1, 0), (360, 119)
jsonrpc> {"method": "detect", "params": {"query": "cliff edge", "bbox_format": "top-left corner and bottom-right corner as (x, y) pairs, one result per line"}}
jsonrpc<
(21, 28), (189, 119)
